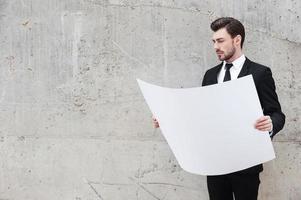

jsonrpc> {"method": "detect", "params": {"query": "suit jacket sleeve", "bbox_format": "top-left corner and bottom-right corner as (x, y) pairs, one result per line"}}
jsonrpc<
(201, 71), (208, 86)
(256, 67), (285, 138)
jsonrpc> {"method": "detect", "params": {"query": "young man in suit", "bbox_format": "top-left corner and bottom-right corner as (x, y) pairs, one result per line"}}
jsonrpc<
(153, 17), (285, 200)
(202, 17), (285, 200)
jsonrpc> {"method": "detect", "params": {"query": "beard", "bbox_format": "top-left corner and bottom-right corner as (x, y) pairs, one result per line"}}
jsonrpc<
(217, 46), (236, 61)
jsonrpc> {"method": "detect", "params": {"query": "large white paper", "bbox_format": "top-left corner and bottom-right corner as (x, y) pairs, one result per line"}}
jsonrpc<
(137, 75), (275, 175)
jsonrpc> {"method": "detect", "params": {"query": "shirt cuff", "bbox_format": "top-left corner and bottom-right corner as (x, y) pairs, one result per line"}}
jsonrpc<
(269, 122), (273, 136)
(269, 130), (273, 136)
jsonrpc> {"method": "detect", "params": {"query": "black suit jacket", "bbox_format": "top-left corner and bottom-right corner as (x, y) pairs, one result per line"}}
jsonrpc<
(202, 58), (285, 174)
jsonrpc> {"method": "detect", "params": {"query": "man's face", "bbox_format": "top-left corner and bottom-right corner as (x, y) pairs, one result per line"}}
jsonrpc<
(212, 28), (237, 61)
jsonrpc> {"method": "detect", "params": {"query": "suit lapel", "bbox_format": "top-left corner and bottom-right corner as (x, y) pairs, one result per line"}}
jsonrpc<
(238, 57), (251, 78)
(211, 63), (223, 84)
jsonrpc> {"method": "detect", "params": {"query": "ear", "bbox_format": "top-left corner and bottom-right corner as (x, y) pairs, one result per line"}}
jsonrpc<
(234, 35), (242, 47)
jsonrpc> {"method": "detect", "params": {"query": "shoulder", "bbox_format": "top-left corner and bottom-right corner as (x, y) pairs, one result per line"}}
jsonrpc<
(246, 58), (274, 84)
(202, 63), (222, 86)
(247, 59), (270, 73)
(204, 63), (222, 77)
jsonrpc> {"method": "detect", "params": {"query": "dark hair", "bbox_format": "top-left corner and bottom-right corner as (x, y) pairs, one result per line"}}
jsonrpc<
(210, 17), (245, 48)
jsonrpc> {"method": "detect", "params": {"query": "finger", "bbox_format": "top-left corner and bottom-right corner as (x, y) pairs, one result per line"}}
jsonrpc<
(153, 120), (159, 124)
(256, 124), (271, 131)
(257, 127), (271, 132)
(255, 117), (272, 126)
(256, 116), (270, 123)
(255, 120), (271, 127)
(256, 121), (271, 127)
(256, 116), (267, 122)
(256, 126), (271, 130)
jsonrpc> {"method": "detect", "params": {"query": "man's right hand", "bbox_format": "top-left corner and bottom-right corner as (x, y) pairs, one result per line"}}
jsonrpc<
(152, 116), (160, 128)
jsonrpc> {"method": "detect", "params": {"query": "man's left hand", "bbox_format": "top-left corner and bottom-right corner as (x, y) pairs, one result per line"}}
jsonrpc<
(254, 115), (273, 132)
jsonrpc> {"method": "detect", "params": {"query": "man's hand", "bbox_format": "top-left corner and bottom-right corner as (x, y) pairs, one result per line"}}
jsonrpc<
(152, 116), (160, 128)
(254, 116), (273, 132)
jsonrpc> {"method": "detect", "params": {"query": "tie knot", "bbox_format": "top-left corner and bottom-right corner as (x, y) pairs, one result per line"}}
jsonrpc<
(225, 63), (233, 70)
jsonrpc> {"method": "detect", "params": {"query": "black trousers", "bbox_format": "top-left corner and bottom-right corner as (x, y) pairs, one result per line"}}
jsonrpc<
(207, 172), (260, 200)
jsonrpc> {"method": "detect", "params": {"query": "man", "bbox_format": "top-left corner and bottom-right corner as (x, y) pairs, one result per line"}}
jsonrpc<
(153, 17), (285, 200)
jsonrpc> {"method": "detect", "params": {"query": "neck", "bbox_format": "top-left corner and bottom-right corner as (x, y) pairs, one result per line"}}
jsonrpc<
(226, 49), (243, 63)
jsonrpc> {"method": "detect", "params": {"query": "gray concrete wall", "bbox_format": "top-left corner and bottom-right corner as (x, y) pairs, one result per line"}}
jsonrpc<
(0, 0), (300, 199)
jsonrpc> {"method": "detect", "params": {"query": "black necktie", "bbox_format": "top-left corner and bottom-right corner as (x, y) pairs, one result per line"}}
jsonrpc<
(223, 63), (233, 82)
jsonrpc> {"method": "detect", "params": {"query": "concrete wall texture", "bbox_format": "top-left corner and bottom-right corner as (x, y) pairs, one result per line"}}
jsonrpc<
(0, 0), (300, 199)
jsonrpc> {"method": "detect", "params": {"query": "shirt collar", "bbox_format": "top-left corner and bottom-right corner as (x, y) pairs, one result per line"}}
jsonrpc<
(223, 54), (246, 70)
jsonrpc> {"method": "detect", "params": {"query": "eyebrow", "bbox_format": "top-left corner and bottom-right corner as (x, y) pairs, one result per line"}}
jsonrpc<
(213, 38), (224, 40)
(212, 38), (225, 42)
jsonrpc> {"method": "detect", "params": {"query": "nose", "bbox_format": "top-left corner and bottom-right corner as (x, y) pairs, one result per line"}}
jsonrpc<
(213, 42), (219, 50)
